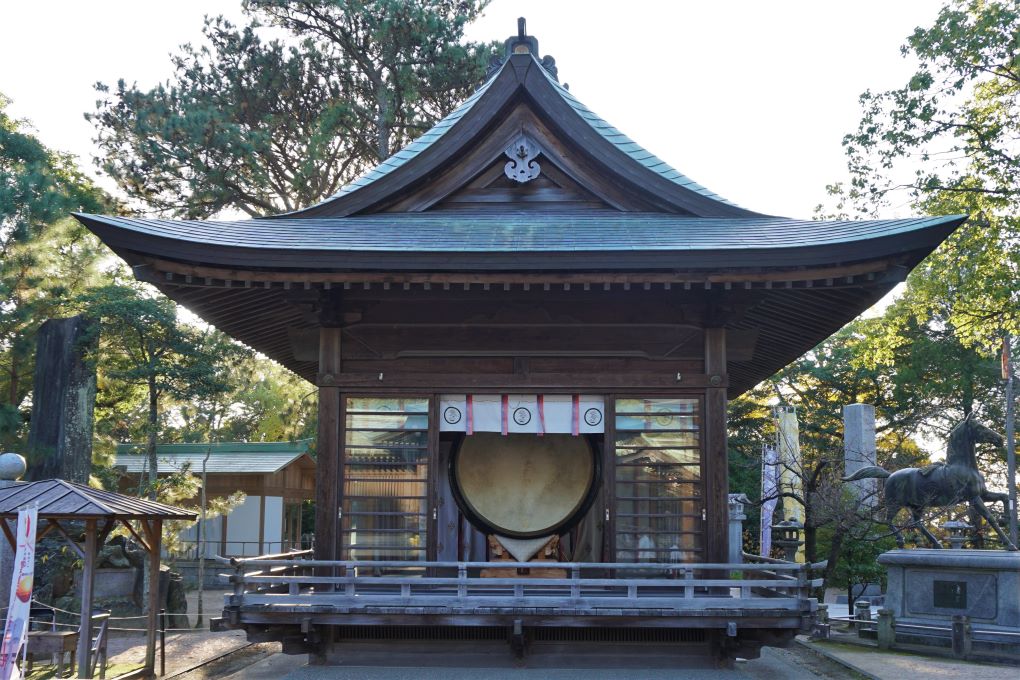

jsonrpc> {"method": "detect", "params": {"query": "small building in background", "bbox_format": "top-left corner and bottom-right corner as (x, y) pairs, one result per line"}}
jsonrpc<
(114, 440), (315, 559)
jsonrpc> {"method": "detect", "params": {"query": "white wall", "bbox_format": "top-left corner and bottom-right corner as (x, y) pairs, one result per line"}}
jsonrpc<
(263, 496), (283, 552)
(226, 495), (262, 556)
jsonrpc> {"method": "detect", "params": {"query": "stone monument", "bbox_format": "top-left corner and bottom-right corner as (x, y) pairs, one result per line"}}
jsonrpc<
(843, 403), (878, 506)
(26, 315), (97, 484)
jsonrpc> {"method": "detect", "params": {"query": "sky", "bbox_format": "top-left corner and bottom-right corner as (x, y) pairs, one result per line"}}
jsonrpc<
(0, 0), (945, 219)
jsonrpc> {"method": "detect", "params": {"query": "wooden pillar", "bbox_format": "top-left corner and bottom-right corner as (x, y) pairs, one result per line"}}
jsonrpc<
(257, 489), (266, 555)
(76, 519), (97, 678)
(316, 325), (342, 563)
(704, 328), (729, 564)
(145, 519), (163, 675)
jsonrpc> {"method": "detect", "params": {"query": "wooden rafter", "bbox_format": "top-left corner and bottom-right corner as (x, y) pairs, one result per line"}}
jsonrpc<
(119, 519), (151, 555)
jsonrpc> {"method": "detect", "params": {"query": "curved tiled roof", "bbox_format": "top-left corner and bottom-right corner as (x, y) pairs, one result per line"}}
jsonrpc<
(75, 211), (964, 268)
(325, 80), (494, 201)
(287, 54), (747, 217)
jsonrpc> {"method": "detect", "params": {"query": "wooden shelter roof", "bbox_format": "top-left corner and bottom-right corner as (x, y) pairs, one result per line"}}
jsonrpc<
(0, 479), (197, 520)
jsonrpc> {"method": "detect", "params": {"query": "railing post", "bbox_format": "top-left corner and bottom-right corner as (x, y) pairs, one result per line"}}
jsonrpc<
(159, 608), (166, 677)
(457, 564), (467, 599)
(570, 564), (580, 601)
(232, 564), (244, 605)
(684, 568), (694, 599)
(344, 562), (355, 598)
(854, 599), (871, 632)
(951, 615), (972, 658)
(876, 608), (895, 650)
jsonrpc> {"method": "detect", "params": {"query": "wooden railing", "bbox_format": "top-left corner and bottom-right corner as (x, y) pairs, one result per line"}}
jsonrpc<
(220, 556), (822, 615)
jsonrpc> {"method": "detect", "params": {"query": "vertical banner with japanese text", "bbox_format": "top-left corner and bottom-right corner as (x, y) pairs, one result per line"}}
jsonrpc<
(760, 446), (779, 558)
(0, 506), (37, 680)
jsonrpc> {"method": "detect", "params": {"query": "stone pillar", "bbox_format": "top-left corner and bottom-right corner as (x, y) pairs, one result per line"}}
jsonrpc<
(727, 494), (749, 564)
(843, 403), (878, 506)
(0, 453), (27, 607)
(877, 608), (895, 649)
(775, 406), (805, 562)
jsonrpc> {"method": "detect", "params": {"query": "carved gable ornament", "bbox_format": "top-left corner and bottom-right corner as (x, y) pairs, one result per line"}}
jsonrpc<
(504, 133), (542, 183)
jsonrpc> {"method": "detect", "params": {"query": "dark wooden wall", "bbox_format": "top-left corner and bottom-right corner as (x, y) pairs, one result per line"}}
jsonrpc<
(313, 287), (732, 565)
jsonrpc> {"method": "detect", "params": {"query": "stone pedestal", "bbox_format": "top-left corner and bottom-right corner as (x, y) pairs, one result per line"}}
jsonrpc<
(727, 493), (749, 564)
(879, 549), (1020, 630)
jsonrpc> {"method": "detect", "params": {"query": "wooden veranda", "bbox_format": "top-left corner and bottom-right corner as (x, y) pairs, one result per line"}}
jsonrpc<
(0, 479), (196, 679)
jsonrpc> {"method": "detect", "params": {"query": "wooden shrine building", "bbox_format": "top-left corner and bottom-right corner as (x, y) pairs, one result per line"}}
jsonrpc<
(76, 21), (964, 666)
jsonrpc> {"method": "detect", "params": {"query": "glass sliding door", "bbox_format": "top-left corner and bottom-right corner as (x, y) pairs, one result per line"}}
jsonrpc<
(613, 397), (703, 563)
(341, 397), (430, 561)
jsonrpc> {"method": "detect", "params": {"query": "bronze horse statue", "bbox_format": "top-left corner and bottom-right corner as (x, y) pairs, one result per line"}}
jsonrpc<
(842, 414), (1017, 550)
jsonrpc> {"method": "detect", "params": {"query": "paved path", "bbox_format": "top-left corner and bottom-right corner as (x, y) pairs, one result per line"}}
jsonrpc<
(237, 643), (857, 679)
(803, 640), (1019, 680)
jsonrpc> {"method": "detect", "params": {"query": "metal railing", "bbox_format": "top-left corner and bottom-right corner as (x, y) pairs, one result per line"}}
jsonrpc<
(219, 555), (822, 616)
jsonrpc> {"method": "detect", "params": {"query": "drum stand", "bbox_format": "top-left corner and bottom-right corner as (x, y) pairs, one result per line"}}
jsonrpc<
(481, 535), (567, 578)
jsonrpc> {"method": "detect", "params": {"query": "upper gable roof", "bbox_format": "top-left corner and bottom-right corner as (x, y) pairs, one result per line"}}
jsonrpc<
(278, 51), (763, 219)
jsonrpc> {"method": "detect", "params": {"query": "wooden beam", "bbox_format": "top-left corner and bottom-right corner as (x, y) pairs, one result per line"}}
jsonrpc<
(316, 326), (342, 564)
(0, 518), (14, 551)
(97, 519), (115, 548)
(703, 328), (728, 565)
(77, 518), (97, 678)
(48, 519), (86, 560)
(119, 519), (151, 554)
(139, 254), (893, 287)
(320, 372), (722, 390)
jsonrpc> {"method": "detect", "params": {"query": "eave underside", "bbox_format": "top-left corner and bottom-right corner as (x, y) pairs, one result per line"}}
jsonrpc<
(132, 256), (906, 398)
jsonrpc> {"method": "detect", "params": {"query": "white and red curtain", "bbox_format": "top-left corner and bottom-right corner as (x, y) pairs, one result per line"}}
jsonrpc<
(439, 394), (605, 435)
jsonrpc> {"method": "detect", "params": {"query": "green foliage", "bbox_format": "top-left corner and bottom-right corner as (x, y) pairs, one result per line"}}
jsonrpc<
(0, 93), (117, 448)
(249, 0), (499, 161)
(89, 1), (499, 218)
(168, 353), (316, 445)
(78, 282), (246, 495)
(834, 0), (1019, 348)
(817, 522), (898, 600)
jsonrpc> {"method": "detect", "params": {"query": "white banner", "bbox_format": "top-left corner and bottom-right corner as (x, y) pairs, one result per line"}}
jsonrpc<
(0, 506), (37, 680)
(439, 394), (604, 434)
(760, 446), (779, 558)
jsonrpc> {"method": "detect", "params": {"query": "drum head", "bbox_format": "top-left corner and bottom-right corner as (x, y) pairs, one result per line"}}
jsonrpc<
(451, 433), (599, 538)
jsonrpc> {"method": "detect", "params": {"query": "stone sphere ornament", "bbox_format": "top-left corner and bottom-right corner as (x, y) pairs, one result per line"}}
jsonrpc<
(0, 453), (27, 481)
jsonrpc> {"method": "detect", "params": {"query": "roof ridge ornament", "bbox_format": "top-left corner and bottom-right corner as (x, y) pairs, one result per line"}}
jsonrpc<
(504, 132), (542, 183)
(486, 17), (559, 81)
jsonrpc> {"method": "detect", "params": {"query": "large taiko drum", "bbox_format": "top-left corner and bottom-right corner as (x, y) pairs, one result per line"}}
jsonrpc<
(450, 433), (600, 539)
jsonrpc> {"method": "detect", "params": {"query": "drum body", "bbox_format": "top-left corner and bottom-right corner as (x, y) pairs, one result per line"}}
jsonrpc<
(450, 433), (601, 539)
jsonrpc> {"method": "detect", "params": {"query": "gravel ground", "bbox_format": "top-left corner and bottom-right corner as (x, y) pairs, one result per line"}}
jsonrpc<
(103, 628), (249, 675)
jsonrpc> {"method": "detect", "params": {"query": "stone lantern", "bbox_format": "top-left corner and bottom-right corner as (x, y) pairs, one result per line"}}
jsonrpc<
(942, 520), (971, 549)
(771, 518), (804, 562)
